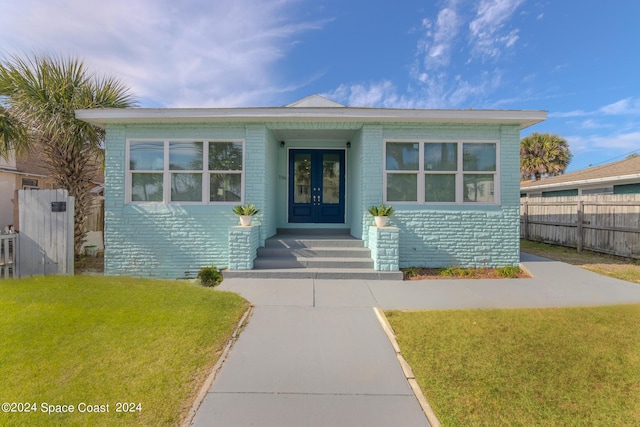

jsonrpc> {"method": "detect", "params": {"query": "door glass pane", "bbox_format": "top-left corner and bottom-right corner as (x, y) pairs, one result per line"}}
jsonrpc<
(322, 154), (340, 204)
(294, 154), (311, 204)
(210, 173), (241, 202)
(131, 173), (163, 201)
(130, 141), (164, 170)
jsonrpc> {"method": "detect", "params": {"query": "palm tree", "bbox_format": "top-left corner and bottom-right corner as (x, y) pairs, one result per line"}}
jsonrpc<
(521, 133), (572, 181)
(0, 53), (136, 254)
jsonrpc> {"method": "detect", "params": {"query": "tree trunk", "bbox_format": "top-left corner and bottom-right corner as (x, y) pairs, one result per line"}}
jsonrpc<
(42, 140), (98, 256)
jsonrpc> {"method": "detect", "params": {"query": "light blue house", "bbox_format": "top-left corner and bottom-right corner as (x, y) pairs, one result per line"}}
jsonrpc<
(76, 95), (546, 279)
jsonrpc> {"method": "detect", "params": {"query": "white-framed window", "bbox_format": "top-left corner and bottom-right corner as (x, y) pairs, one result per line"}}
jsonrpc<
(126, 139), (244, 204)
(384, 140), (499, 204)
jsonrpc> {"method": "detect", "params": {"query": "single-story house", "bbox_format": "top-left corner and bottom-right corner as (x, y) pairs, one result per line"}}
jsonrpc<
(0, 149), (56, 230)
(521, 155), (640, 197)
(76, 95), (546, 279)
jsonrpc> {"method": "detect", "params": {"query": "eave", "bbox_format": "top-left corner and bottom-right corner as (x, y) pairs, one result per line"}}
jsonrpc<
(76, 107), (547, 130)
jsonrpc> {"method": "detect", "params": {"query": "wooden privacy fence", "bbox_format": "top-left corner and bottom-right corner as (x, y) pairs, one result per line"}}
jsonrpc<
(521, 195), (640, 259)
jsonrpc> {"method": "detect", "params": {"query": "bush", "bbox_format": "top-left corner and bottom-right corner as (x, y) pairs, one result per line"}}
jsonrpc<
(440, 266), (474, 277)
(197, 267), (223, 287)
(368, 204), (394, 216)
(497, 265), (522, 278)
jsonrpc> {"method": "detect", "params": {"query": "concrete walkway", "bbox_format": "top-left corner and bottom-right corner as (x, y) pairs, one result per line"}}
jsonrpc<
(189, 253), (640, 426)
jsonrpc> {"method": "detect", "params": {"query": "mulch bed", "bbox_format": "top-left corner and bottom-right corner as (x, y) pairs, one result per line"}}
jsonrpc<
(402, 267), (531, 280)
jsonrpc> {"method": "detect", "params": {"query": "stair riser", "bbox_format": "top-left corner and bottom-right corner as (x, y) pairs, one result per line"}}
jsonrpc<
(253, 259), (374, 269)
(257, 248), (372, 258)
(265, 239), (364, 249)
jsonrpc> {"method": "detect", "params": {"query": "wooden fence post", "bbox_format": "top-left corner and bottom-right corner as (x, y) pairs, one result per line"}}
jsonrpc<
(522, 200), (529, 241)
(576, 199), (584, 253)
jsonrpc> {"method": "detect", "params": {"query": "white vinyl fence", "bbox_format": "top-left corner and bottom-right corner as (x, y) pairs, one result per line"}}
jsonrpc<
(0, 234), (17, 278)
(17, 189), (74, 277)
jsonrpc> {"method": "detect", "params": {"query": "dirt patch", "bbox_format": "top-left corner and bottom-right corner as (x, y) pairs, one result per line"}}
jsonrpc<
(402, 267), (530, 281)
(75, 255), (104, 275)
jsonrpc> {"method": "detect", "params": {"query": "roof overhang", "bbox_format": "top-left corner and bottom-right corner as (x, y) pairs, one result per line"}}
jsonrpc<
(521, 173), (640, 192)
(75, 106), (547, 130)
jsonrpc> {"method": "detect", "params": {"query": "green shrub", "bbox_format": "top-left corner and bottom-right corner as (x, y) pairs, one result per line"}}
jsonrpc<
(440, 266), (474, 277)
(404, 267), (420, 278)
(368, 204), (394, 216)
(497, 265), (521, 278)
(197, 266), (223, 287)
(232, 203), (260, 216)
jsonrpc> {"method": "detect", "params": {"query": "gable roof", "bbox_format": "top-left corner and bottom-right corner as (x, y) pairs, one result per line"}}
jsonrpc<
(75, 95), (547, 130)
(521, 156), (640, 191)
(286, 94), (345, 108)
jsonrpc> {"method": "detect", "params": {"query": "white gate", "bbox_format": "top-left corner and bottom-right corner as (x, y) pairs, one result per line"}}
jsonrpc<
(18, 189), (74, 277)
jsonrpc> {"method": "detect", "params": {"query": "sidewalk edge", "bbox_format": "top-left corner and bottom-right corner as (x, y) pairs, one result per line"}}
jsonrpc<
(373, 307), (442, 427)
(182, 305), (254, 427)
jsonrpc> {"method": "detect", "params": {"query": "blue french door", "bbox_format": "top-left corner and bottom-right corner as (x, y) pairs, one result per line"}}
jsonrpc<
(288, 149), (345, 223)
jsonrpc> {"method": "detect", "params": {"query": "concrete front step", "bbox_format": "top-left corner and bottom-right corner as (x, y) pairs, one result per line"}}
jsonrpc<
(265, 237), (365, 249)
(257, 247), (372, 259)
(225, 228), (403, 280)
(254, 256), (374, 270)
(223, 268), (404, 280)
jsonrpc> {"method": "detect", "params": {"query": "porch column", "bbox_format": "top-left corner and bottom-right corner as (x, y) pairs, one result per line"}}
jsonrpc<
(368, 226), (399, 271)
(228, 226), (260, 270)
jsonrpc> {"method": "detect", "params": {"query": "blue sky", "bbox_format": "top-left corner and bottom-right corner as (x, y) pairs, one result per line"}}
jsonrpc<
(1, 0), (638, 172)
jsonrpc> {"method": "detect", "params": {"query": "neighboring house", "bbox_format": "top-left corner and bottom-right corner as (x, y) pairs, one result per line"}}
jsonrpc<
(0, 149), (56, 230)
(521, 156), (640, 197)
(76, 94), (546, 279)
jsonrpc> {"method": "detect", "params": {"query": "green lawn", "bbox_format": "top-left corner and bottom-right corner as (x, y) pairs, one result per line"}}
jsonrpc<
(521, 239), (640, 284)
(0, 276), (249, 427)
(387, 306), (640, 426)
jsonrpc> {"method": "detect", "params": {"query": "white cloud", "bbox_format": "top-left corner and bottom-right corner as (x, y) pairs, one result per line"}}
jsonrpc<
(0, 0), (327, 107)
(323, 81), (415, 109)
(567, 131), (640, 154)
(468, 0), (526, 58)
(326, 0), (525, 109)
(550, 97), (640, 118)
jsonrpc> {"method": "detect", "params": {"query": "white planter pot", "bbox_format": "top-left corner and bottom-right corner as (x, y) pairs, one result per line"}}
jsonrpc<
(374, 216), (388, 227)
(239, 215), (253, 226)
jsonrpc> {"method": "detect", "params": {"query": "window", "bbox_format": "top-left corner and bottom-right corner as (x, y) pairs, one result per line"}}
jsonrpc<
(22, 178), (39, 189)
(127, 140), (244, 204)
(385, 141), (499, 204)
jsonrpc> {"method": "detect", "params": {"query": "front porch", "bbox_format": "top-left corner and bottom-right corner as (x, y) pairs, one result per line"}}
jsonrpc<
(224, 228), (402, 280)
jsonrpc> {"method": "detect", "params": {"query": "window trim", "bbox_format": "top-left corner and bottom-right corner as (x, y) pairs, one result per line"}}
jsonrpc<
(125, 138), (245, 205)
(383, 139), (500, 205)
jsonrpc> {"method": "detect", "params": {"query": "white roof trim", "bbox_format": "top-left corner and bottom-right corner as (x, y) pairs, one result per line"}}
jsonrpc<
(0, 167), (49, 178)
(522, 173), (640, 191)
(76, 106), (547, 130)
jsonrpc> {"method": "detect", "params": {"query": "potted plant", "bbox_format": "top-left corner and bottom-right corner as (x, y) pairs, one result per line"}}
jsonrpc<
(232, 203), (260, 226)
(368, 204), (394, 227)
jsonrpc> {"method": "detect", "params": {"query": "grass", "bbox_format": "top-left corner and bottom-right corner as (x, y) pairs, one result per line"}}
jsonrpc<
(386, 305), (640, 426)
(403, 266), (529, 280)
(0, 276), (249, 427)
(521, 239), (640, 284)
